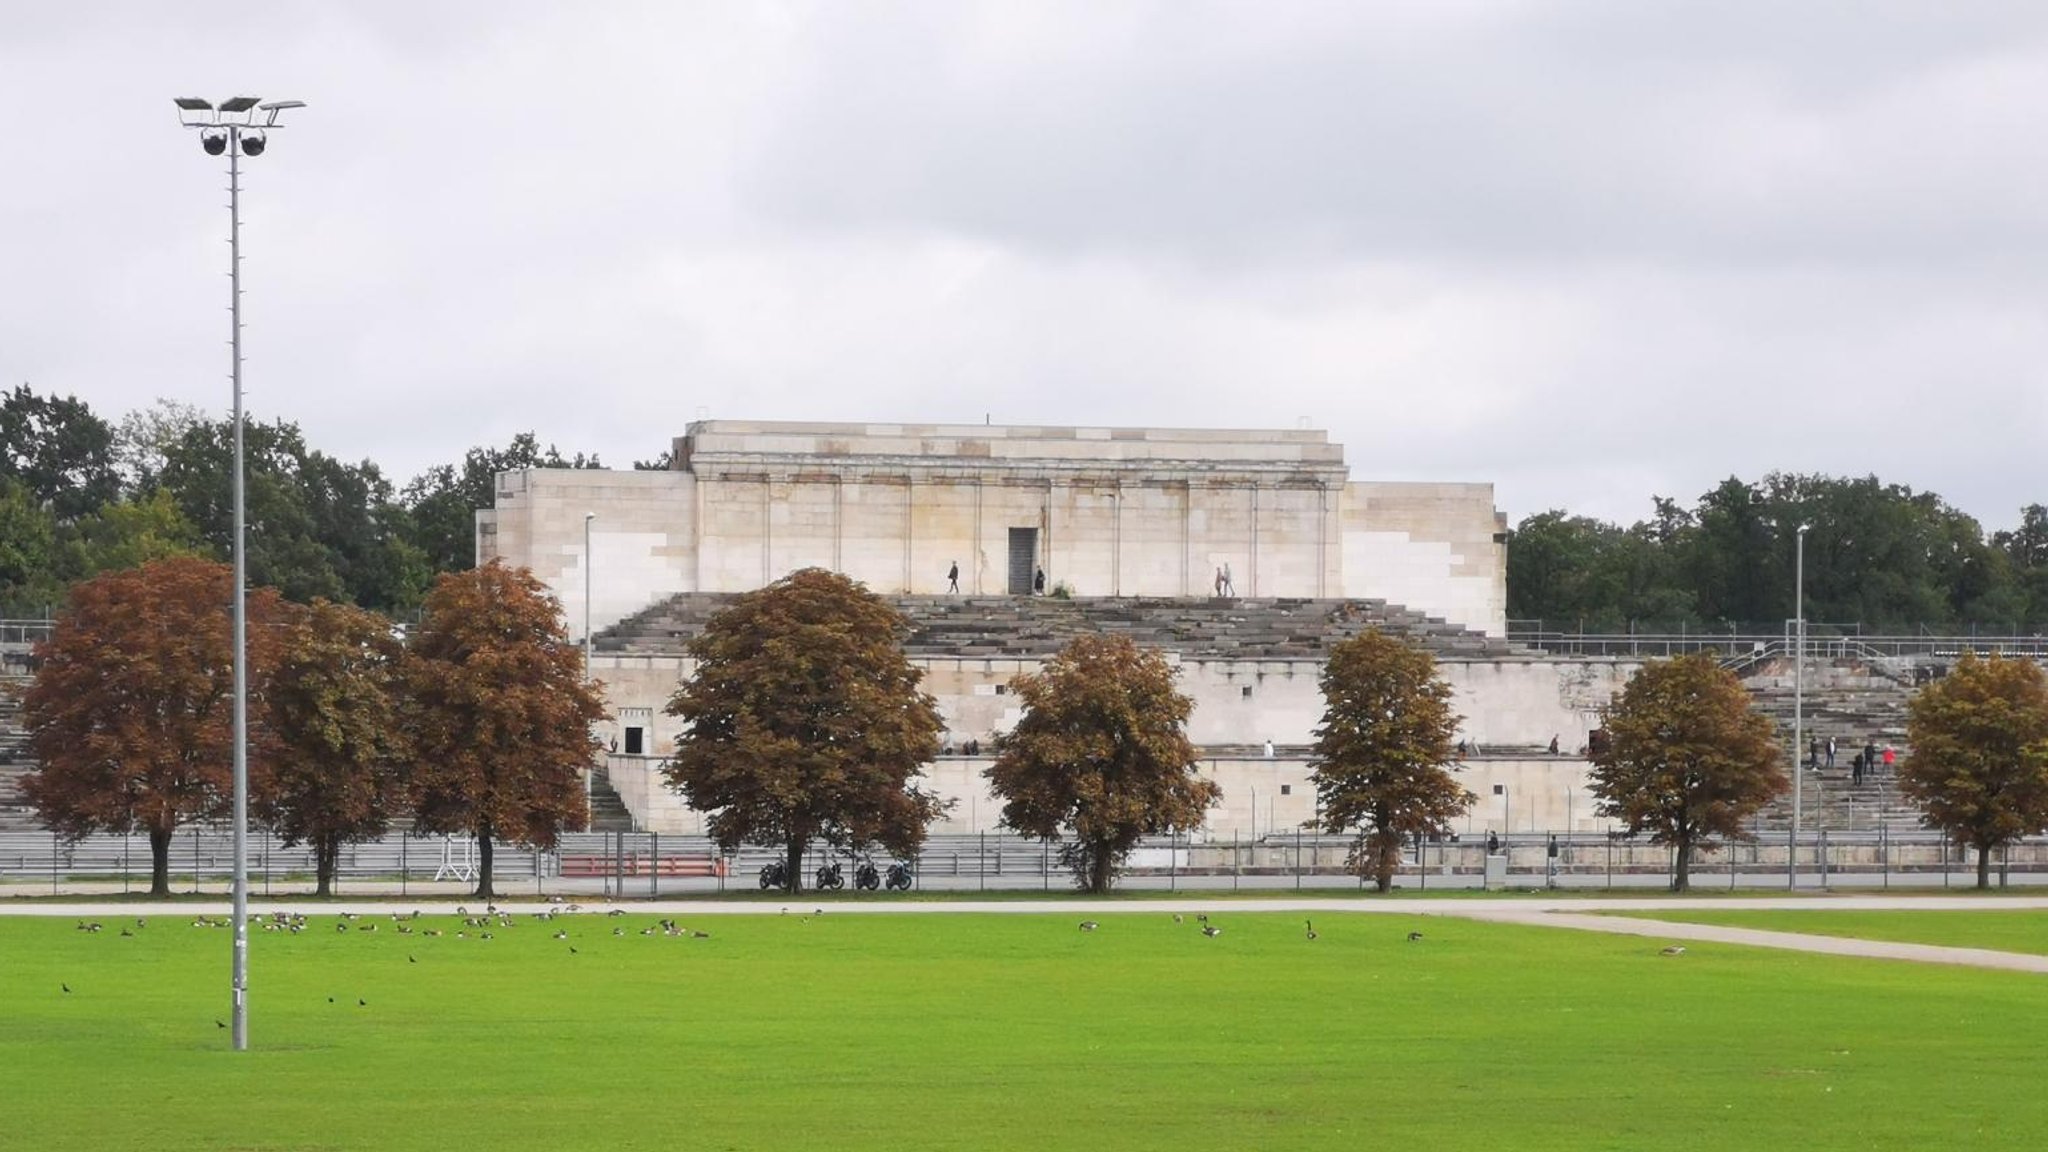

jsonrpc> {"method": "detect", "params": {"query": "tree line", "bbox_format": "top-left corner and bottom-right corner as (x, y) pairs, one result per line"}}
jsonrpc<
(0, 384), (628, 617)
(1508, 475), (2048, 634)
(21, 560), (2048, 895)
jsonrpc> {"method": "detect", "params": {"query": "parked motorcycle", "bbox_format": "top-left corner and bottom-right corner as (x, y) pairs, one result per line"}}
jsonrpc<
(815, 861), (845, 891)
(854, 860), (881, 891)
(884, 862), (914, 892)
(758, 860), (788, 890)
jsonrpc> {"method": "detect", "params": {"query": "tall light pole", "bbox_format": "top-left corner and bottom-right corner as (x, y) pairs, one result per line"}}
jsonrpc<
(174, 94), (305, 1052)
(583, 512), (596, 678)
(1790, 524), (1807, 889)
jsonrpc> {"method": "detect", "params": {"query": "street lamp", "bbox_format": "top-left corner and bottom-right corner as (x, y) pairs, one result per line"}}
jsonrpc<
(174, 94), (305, 1053)
(1790, 524), (1807, 889)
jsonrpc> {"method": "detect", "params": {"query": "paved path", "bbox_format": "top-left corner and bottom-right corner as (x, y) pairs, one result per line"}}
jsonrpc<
(12, 894), (2048, 972)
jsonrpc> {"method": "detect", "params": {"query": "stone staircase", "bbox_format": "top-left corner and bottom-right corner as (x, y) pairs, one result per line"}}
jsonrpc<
(1741, 658), (1923, 832)
(587, 766), (635, 833)
(0, 679), (36, 832)
(596, 593), (1523, 661)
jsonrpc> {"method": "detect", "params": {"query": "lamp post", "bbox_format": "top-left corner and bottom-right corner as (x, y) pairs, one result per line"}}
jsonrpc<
(174, 94), (305, 1053)
(1790, 524), (1807, 889)
(583, 512), (596, 678)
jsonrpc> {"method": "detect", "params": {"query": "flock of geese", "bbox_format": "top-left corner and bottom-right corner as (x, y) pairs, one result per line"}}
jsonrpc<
(1078, 913), (1428, 944)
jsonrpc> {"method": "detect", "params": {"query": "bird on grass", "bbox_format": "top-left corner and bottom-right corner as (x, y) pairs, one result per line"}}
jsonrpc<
(1202, 925), (1222, 938)
(612, 927), (625, 937)
(1659, 945), (1687, 956)
(692, 930), (710, 940)
(1078, 921), (1099, 932)
(552, 930), (569, 940)
(569, 946), (579, 954)
(408, 955), (417, 965)
(1172, 914), (1183, 924)
(61, 983), (70, 994)
(1196, 913), (1210, 924)
(215, 1019), (226, 1030)
(357, 998), (367, 1007)
(1305, 920), (1318, 941)
(1406, 931), (1424, 942)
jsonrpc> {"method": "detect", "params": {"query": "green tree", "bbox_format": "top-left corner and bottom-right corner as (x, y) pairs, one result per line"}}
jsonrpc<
(401, 560), (605, 899)
(985, 633), (1218, 893)
(1587, 653), (1785, 891)
(263, 599), (407, 896)
(1309, 630), (1473, 892)
(20, 557), (289, 895)
(0, 385), (119, 523)
(49, 490), (206, 585)
(662, 568), (946, 893)
(0, 476), (57, 610)
(1899, 655), (2048, 889)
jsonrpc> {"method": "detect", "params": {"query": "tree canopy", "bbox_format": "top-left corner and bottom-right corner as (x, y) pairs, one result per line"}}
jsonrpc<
(1899, 655), (2048, 889)
(662, 568), (946, 893)
(20, 557), (289, 895)
(1586, 653), (1785, 891)
(401, 560), (605, 898)
(985, 633), (1218, 893)
(1309, 630), (1473, 892)
(1509, 475), (2046, 633)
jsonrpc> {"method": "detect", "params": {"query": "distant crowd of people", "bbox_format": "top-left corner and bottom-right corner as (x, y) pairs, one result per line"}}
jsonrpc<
(1807, 735), (1896, 786)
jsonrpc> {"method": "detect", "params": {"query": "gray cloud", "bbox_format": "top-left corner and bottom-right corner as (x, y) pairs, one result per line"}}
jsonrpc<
(2, 1), (2043, 532)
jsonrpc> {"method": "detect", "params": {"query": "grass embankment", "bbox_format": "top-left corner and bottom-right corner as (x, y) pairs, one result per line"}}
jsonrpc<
(6, 911), (2044, 1150)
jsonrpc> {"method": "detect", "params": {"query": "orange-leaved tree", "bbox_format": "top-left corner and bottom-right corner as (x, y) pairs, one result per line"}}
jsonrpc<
(1310, 629), (1473, 893)
(262, 598), (408, 896)
(663, 568), (947, 893)
(1900, 654), (2048, 890)
(22, 557), (288, 895)
(986, 633), (1218, 894)
(401, 560), (605, 899)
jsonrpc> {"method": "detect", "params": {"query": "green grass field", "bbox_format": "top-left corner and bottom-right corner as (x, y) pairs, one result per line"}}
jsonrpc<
(8, 909), (2047, 1150)
(1617, 907), (2048, 955)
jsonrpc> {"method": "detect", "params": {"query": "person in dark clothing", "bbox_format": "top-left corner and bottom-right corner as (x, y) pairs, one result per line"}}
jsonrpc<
(1865, 742), (1879, 776)
(1852, 751), (1864, 786)
(946, 561), (960, 593)
(1033, 567), (1046, 595)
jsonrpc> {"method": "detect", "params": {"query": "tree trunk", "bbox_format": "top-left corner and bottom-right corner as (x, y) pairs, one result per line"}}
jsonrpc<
(1978, 844), (1994, 890)
(315, 836), (337, 897)
(786, 838), (805, 895)
(1373, 830), (1397, 894)
(1088, 844), (1115, 894)
(148, 825), (173, 898)
(474, 828), (495, 900)
(1672, 831), (1691, 893)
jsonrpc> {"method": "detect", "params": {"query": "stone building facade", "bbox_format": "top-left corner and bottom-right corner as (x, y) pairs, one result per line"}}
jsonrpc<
(478, 420), (1508, 642)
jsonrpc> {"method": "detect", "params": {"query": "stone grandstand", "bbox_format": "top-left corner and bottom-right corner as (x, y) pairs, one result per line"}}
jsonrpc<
(595, 592), (1525, 661)
(0, 679), (34, 832)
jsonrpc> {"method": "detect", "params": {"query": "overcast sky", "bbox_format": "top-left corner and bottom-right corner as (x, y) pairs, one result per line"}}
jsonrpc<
(5, 2), (2045, 529)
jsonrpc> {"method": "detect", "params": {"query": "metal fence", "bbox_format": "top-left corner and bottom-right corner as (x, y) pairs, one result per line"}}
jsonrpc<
(4, 827), (2046, 896)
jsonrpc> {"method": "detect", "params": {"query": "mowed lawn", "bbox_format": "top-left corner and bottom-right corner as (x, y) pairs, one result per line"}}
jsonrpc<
(1618, 907), (2048, 955)
(7, 909), (2047, 1151)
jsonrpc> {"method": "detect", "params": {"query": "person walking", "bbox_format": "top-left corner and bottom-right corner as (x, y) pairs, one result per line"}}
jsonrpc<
(1825, 736), (1836, 769)
(1220, 562), (1235, 596)
(1852, 750), (1865, 787)
(946, 561), (959, 594)
(1033, 567), (1046, 596)
(1864, 741), (1879, 776)
(1808, 737), (1821, 771)
(1882, 744), (1896, 772)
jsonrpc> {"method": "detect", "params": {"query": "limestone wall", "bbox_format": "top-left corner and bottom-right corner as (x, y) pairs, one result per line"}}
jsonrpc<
(479, 469), (698, 641)
(589, 650), (1636, 837)
(1340, 481), (1507, 635)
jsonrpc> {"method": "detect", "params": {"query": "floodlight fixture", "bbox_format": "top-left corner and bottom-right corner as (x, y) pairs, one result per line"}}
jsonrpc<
(239, 132), (266, 156)
(201, 130), (228, 156)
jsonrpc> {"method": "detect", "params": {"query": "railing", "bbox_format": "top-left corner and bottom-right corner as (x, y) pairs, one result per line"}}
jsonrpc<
(5, 827), (2048, 894)
(1508, 630), (2048, 662)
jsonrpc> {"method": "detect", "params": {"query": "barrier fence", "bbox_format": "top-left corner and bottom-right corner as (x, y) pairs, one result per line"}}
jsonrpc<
(2, 827), (2045, 896)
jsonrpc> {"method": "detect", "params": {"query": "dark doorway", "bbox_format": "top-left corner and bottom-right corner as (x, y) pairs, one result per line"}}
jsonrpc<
(624, 727), (644, 756)
(1007, 527), (1038, 595)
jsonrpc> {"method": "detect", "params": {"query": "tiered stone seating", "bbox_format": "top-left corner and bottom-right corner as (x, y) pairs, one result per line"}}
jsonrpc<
(595, 593), (1523, 660)
(1742, 660), (1924, 832)
(0, 679), (36, 832)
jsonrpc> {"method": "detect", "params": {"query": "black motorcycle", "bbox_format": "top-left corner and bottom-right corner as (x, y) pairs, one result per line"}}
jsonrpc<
(758, 860), (787, 890)
(815, 862), (845, 891)
(854, 860), (881, 891)
(884, 862), (914, 892)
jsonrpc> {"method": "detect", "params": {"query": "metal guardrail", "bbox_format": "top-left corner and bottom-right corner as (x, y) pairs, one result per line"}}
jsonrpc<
(1508, 630), (2048, 661)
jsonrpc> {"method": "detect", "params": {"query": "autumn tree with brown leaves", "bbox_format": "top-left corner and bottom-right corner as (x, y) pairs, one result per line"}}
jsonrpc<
(401, 560), (605, 899)
(1900, 655), (2048, 890)
(1310, 630), (1473, 893)
(1588, 652), (1785, 892)
(663, 568), (946, 893)
(986, 633), (1218, 894)
(263, 599), (407, 896)
(22, 557), (287, 895)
